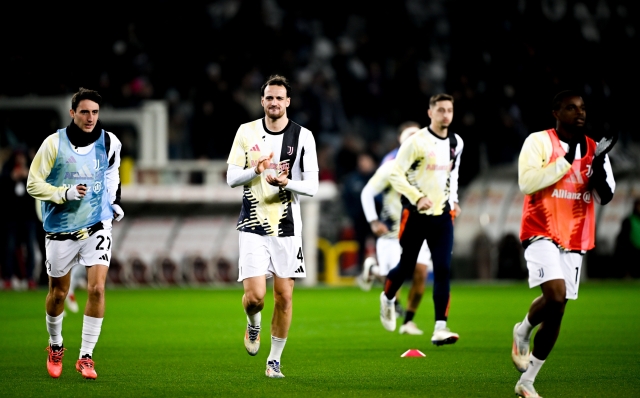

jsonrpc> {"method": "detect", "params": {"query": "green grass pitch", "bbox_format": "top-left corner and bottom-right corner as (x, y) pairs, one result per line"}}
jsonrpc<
(1, 281), (639, 397)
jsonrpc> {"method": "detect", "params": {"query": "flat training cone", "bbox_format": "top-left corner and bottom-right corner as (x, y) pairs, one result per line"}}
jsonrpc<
(401, 349), (425, 357)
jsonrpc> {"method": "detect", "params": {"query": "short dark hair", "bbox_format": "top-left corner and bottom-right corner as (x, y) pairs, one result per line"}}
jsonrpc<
(71, 87), (102, 111)
(552, 90), (582, 111)
(261, 74), (291, 97)
(397, 120), (420, 136)
(429, 93), (454, 108)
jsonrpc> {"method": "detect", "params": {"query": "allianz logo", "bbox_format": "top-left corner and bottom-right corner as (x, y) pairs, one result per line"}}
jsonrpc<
(551, 189), (592, 203)
(62, 181), (103, 193)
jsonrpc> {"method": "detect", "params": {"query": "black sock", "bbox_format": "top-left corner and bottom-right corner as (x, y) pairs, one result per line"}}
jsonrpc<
(404, 311), (415, 324)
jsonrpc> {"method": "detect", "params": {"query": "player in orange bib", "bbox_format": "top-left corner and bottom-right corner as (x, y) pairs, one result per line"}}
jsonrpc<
(510, 90), (616, 398)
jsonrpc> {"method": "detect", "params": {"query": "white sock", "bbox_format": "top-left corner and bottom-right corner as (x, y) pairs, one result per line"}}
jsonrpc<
(383, 291), (396, 303)
(520, 354), (545, 383)
(517, 315), (534, 340)
(267, 336), (287, 363)
(246, 311), (261, 327)
(435, 320), (447, 331)
(46, 313), (64, 346)
(80, 315), (103, 358)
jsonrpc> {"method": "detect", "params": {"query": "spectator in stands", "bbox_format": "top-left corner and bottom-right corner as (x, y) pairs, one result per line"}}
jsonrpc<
(1, 147), (38, 290)
(614, 198), (640, 278)
(335, 134), (364, 183)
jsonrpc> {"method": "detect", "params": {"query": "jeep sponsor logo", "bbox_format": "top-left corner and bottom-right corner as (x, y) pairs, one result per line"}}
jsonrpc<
(93, 181), (103, 193)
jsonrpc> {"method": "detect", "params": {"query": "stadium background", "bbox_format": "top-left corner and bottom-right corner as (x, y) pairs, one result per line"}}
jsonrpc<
(1, 0), (639, 288)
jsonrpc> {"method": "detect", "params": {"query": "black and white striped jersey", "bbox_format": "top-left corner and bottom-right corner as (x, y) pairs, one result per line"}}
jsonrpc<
(227, 118), (318, 237)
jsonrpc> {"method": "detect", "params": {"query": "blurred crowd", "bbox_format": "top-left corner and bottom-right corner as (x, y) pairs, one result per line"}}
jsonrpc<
(1, 0), (639, 286)
(2, 1), (638, 182)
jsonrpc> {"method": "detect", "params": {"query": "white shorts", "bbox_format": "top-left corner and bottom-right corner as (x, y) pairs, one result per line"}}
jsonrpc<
(524, 239), (583, 300)
(376, 238), (432, 276)
(45, 229), (112, 278)
(237, 231), (306, 281)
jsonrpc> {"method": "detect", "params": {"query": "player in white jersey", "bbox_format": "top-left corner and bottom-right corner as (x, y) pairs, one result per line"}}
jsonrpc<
(227, 75), (319, 378)
(359, 122), (433, 335)
(379, 93), (464, 346)
(27, 88), (124, 380)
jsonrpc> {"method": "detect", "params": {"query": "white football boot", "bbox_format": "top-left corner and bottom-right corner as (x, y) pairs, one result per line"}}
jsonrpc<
(65, 294), (79, 313)
(379, 292), (396, 331)
(399, 321), (424, 335)
(357, 257), (377, 291)
(512, 322), (531, 372)
(244, 324), (260, 356)
(431, 327), (459, 346)
(265, 360), (285, 378)
(515, 380), (542, 397)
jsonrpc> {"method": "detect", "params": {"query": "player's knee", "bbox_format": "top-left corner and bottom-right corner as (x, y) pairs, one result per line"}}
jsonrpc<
(273, 290), (293, 310)
(50, 288), (68, 304)
(543, 285), (566, 305)
(86, 283), (105, 302)
(544, 296), (566, 319)
(414, 263), (428, 280)
(432, 268), (450, 283)
(244, 293), (265, 309)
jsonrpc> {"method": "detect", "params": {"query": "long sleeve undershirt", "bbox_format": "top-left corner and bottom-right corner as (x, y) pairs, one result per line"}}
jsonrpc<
(226, 164), (318, 196)
(518, 131), (615, 204)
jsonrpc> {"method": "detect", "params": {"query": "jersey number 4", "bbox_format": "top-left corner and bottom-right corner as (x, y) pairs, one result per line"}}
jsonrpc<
(297, 247), (304, 263)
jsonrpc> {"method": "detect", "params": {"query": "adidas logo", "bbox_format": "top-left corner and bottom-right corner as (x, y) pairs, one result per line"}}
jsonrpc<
(99, 254), (109, 261)
(566, 167), (584, 184)
(64, 164), (94, 180)
(250, 144), (261, 152)
(66, 156), (77, 164)
(294, 266), (304, 273)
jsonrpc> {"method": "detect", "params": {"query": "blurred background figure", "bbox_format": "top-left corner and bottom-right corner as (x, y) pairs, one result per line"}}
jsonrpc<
(65, 265), (88, 313)
(614, 198), (640, 278)
(0, 147), (38, 290)
(340, 151), (377, 274)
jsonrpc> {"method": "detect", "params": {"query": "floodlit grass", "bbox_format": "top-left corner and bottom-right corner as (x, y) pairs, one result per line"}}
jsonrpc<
(2, 281), (639, 397)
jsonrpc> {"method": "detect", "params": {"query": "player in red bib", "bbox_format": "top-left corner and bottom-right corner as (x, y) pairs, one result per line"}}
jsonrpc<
(511, 90), (616, 397)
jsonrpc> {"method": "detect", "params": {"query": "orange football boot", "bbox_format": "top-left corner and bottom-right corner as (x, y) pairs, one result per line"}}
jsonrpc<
(76, 356), (98, 380)
(46, 345), (66, 378)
